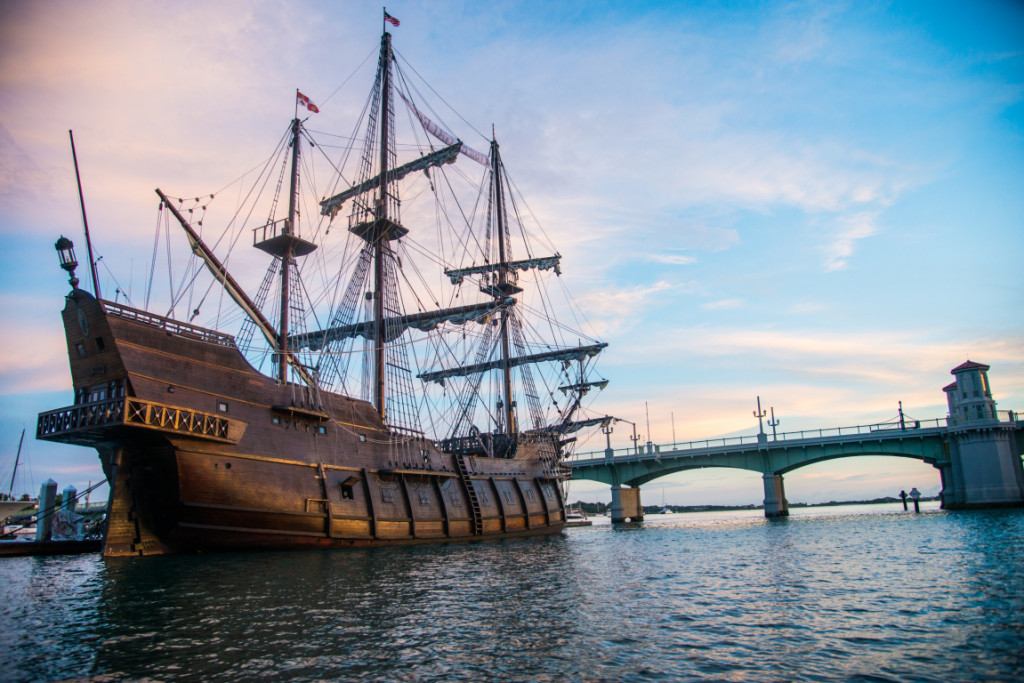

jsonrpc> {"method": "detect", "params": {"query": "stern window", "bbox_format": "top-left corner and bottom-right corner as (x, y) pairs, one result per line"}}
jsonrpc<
(217, 401), (228, 413)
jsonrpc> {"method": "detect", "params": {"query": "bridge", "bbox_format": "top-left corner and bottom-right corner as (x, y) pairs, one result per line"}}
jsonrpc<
(568, 360), (1024, 521)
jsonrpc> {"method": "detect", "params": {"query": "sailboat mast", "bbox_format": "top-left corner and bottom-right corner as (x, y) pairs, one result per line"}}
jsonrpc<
(491, 140), (515, 435)
(8, 428), (24, 498)
(372, 31), (393, 421)
(278, 117), (301, 382)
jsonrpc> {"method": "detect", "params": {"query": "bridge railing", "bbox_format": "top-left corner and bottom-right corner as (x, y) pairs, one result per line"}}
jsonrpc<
(566, 412), (1017, 463)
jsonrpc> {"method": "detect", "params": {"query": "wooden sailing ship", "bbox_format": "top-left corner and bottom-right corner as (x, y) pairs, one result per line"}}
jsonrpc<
(37, 25), (609, 555)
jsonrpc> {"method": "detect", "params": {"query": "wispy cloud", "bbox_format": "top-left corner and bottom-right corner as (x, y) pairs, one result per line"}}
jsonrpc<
(578, 280), (677, 319)
(822, 211), (880, 271)
(648, 253), (697, 266)
(700, 298), (743, 311)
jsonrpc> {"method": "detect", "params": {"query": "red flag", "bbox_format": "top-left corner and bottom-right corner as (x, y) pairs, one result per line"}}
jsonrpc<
(384, 11), (400, 27)
(296, 91), (319, 113)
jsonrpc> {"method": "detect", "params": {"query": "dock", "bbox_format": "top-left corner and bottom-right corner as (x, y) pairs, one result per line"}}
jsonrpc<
(0, 539), (101, 557)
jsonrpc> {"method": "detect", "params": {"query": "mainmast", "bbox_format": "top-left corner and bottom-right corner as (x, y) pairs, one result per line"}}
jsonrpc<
(491, 140), (515, 436)
(279, 117), (301, 382)
(372, 31), (392, 421)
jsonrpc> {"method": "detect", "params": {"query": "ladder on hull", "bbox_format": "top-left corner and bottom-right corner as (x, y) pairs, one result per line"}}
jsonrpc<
(453, 453), (483, 535)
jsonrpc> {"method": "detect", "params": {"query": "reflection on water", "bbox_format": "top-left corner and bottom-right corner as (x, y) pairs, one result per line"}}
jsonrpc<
(1, 504), (1021, 681)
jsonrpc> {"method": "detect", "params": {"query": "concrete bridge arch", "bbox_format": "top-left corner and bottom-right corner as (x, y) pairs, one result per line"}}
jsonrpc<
(569, 361), (1023, 522)
(569, 431), (952, 520)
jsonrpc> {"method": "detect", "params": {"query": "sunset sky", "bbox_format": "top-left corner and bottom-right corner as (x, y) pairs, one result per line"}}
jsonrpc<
(1, 0), (1022, 507)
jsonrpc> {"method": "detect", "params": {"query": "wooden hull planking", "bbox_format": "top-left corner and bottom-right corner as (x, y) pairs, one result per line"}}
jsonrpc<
(38, 291), (568, 556)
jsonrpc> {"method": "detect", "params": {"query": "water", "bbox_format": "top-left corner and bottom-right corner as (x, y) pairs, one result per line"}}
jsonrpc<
(2, 503), (1022, 682)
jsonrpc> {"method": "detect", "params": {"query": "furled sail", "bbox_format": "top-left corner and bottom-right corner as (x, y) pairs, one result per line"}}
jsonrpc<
(529, 415), (613, 435)
(445, 254), (562, 286)
(558, 380), (610, 395)
(290, 299), (513, 350)
(418, 342), (607, 384)
(319, 143), (462, 218)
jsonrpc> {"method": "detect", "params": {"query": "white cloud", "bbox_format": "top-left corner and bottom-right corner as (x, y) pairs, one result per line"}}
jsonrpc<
(648, 253), (697, 266)
(578, 280), (677, 319)
(700, 298), (743, 311)
(822, 211), (881, 271)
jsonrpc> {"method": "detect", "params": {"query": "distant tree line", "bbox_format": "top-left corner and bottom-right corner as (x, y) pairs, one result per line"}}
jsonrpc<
(572, 495), (938, 515)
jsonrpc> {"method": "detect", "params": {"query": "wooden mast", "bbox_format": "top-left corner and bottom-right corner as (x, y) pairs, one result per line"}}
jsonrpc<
(69, 130), (101, 299)
(8, 429), (24, 499)
(491, 139), (515, 436)
(279, 117), (301, 382)
(373, 30), (392, 422)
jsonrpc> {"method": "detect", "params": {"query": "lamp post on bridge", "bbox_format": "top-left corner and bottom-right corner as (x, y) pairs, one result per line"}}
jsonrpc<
(754, 396), (767, 447)
(768, 407), (780, 441)
(602, 418), (614, 462)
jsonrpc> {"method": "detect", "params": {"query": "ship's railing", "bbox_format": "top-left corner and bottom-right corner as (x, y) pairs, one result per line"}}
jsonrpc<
(124, 398), (231, 440)
(252, 217), (288, 244)
(37, 397), (126, 437)
(103, 301), (237, 348)
(38, 396), (234, 443)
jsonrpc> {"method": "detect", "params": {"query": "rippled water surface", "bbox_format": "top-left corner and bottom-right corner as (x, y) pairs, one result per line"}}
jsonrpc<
(2, 503), (1023, 681)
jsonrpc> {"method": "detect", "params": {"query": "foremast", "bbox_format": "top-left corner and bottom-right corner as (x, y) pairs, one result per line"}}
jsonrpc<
(156, 182), (316, 388)
(158, 102), (318, 388)
(251, 110), (318, 385)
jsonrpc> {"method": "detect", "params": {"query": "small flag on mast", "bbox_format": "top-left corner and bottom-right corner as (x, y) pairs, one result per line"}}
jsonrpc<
(384, 11), (400, 27)
(296, 91), (319, 113)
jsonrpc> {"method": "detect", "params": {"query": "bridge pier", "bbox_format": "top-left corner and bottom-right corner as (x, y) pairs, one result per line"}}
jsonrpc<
(941, 361), (1024, 509)
(943, 425), (1024, 508)
(610, 485), (644, 523)
(762, 473), (789, 517)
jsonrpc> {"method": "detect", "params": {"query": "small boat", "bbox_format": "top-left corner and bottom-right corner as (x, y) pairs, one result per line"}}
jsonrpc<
(564, 503), (592, 527)
(1, 430), (37, 527)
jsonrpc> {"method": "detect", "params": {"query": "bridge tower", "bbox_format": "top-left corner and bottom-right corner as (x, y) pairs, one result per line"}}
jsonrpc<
(940, 360), (1024, 508)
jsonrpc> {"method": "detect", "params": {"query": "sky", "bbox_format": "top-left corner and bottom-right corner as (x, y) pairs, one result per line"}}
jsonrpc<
(1, 0), (1022, 507)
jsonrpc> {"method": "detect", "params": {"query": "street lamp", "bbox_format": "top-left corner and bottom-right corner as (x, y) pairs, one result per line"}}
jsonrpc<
(768, 407), (780, 440)
(55, 236), (79, 288)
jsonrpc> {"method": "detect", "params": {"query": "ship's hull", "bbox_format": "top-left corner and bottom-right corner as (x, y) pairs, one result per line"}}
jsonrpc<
(38, 291), (568, 556)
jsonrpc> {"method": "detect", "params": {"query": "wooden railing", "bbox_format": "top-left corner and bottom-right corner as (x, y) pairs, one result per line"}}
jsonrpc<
(103, 301), (237, 348)
(38, 396), (236, 443)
